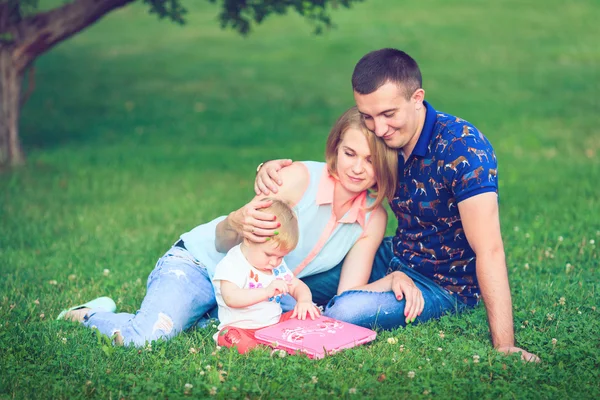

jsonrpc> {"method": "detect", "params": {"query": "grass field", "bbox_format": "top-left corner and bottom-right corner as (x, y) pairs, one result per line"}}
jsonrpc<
(2, 0), (599, 398)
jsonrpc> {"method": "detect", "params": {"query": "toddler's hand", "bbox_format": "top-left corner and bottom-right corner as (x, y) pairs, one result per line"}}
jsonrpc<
(265, 280), (289, 299)
(291, 301), (320, 320)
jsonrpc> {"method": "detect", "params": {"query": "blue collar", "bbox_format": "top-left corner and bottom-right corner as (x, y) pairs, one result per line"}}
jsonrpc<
(411, 101), (437, 157)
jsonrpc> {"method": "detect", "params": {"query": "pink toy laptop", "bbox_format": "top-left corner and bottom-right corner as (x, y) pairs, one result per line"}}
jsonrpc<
(254, 316), (377, 359)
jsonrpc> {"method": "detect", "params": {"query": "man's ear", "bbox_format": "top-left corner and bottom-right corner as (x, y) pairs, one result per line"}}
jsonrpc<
(412, 88), (425, 109)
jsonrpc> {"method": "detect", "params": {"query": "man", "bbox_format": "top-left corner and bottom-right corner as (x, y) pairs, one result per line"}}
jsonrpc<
(253, 48), (539, 362)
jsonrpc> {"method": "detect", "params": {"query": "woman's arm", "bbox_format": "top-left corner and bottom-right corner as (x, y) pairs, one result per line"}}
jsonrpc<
(336, 205), (388, 293)
(215, 197), (275, 253)
(215, 163), (309, 253)
(336, 206), (423, 324)
(349, 271), (424, 324)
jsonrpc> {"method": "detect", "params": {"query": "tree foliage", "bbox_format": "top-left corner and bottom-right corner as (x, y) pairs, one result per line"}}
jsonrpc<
(0, 0), (364, 168)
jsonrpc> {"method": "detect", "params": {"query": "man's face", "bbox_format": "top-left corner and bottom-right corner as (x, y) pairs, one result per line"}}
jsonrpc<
(353, 81), (424, 152)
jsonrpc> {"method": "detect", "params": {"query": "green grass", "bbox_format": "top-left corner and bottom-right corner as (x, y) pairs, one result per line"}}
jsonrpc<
(2, 0), (600, 398)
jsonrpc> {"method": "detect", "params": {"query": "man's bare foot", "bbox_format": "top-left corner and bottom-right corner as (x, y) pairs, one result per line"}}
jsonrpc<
(64, 307), (90, 322)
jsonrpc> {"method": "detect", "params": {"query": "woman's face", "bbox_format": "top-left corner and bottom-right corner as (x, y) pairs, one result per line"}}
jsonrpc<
(335, 127), (377, 193)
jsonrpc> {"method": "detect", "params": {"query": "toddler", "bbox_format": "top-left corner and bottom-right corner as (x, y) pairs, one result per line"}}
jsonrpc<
(212, 198), (320, 354)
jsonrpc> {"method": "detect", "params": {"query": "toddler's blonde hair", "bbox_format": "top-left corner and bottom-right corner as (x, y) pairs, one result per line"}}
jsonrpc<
(257, 198), (299, 252)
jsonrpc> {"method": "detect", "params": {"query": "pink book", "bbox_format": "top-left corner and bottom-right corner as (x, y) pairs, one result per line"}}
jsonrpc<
(254, 316), (377, 359)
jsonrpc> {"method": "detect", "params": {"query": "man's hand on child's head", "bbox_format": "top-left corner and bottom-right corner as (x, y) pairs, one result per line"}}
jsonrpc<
(291, 301), (321, 320)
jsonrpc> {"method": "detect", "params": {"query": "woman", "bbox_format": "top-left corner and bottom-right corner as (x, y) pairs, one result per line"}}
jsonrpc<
(59, 107), (412, 346)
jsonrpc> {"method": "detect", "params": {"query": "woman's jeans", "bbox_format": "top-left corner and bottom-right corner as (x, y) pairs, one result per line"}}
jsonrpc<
(287, 237), (469, 330)
(84, 238), (468, 346)
(83, 246), (216, 347)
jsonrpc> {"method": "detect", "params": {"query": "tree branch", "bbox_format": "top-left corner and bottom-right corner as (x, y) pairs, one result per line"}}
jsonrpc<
(12, 0), (135, 73)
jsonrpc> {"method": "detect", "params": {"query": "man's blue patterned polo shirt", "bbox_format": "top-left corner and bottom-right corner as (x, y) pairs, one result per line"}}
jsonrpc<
(390, 101), (498, 306)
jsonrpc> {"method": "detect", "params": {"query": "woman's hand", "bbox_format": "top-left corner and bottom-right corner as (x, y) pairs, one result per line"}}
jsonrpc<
(229, 197), (280, 243)
(390, 271), (425, 324)
(291, 301), (321, 320)
(255, 159), (293, 195)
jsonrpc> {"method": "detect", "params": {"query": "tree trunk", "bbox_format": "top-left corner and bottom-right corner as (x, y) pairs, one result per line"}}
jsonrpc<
(0, 0), (136, 169)
(0, 46), (23, 168)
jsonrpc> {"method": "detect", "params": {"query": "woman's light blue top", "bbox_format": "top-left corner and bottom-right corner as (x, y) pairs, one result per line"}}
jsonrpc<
(180, 161), (375, 279)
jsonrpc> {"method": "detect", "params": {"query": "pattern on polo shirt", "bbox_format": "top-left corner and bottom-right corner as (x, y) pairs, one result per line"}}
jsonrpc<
(391, 112), (498, 306)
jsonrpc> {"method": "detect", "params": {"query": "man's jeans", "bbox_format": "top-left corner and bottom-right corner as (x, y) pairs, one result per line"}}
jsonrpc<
(84, 247), (216, 346)
(286, 237), (468, 330)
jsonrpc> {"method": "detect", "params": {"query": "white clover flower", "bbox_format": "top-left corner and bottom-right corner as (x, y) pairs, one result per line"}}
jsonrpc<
(558, 236), (564, 242)
(184, 383), (193, 390)
(34, 299), (40, 305)
(387, 337), (398, 344)
(209, 386), (217, 396)
(590, 239), (595, 245)
(278, 350), (286, 358)
(437, 347), (442, 351)
(39, 313), (45, 319)
(62, 337), (67, 343)
(547, 313), (555, 321)
(189, 347), (197, 354)
(524, 263), (530, 270)
(439, 331), (445, 339)
(311, 376), (318, 384)
(525, 233), (530, 238)
(559, 297), (566, 306)
(349, 388), (357, 394)
(565, 263), (573, 273)
(407, 371), (415, 379)
(552, 338), (557, 346)
(215, 346), (222, 351)
(205, 365), (212, 371)
(473, 355), (480, 363)
(68, 274), (76, 281)
(199, 371), (205, 376)
(48, 280), (58, 285)
(514, 226), (520, 232)
(103, 269), (110, 276)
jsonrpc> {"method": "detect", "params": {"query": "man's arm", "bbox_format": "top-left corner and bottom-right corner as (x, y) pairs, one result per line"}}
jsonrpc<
(254, 159), (293, 195)
(458, 192), (540, 362)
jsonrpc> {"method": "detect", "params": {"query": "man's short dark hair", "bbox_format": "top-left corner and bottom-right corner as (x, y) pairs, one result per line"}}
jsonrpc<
(352, 48), (422, 98)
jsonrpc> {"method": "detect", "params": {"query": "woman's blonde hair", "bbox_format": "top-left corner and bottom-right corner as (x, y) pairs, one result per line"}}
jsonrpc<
(325, 106), (398, 210)
(257, 198), (299, 252)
